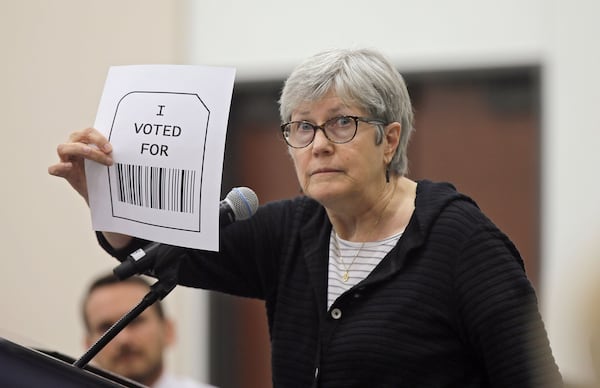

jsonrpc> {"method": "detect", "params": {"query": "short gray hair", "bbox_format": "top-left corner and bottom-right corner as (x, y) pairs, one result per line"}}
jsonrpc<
(279, 48), (414, 176)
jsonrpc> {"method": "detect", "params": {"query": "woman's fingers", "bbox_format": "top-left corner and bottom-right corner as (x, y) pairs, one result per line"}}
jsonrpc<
(68, 127), (111, 150)
(48, 127), (113, 202)
(47, 160), (73, 177)
(56, 141), (113, 166)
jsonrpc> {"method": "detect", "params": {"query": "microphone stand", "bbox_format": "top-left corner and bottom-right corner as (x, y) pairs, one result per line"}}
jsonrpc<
(73, 276), (177, 369)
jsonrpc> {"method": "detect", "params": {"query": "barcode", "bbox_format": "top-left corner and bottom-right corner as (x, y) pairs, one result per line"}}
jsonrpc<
(114, 163), (197, 213)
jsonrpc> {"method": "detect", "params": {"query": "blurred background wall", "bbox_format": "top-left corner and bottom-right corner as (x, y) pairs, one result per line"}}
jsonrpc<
(1, 0), (599, 386)
(0, 0), (211, 383)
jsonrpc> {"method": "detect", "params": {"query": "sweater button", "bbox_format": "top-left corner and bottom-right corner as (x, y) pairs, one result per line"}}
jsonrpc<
(331, 308), (342, 320)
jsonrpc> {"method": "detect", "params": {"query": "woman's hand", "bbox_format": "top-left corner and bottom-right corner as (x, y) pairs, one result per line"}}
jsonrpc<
(48, 127), (113, 203)
(48, 128), (133, 249)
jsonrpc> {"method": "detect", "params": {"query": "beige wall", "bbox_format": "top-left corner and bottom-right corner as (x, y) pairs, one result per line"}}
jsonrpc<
(0, 0), (209, 382)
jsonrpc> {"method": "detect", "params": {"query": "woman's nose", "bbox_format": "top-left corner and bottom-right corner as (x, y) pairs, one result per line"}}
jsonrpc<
(311, 128), (333, 152)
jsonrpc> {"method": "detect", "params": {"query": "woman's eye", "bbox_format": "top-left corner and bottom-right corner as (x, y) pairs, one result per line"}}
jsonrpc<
(335, 116), (352, 127)
(298, 122), (314, 131)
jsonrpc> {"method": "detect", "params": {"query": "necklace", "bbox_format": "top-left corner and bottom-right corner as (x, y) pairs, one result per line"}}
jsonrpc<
(332, 183), (396, 282)
(332, 232), (365, 282)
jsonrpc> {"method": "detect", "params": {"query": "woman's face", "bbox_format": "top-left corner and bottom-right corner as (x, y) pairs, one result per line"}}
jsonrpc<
(289, 92), (393, 207)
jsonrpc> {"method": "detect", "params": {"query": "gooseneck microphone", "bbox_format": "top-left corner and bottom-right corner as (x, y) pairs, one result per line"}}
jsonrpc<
(113, 187), (259, 280)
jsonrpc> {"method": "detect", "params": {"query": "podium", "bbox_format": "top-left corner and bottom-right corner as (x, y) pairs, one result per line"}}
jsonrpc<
(0, 337), (146, 387)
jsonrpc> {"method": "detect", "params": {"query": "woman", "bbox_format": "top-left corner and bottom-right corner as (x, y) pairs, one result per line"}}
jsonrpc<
(49, 48), (562, 387)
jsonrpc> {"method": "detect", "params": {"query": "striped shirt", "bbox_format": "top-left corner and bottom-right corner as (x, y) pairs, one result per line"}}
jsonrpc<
(327, 230), (402, 310)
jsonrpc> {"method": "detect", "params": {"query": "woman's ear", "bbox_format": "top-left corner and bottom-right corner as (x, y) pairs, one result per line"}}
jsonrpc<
(384, 122), (402, 160)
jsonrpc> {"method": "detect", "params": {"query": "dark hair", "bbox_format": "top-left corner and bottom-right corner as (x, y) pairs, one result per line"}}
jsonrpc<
(81, 273), (165, 332)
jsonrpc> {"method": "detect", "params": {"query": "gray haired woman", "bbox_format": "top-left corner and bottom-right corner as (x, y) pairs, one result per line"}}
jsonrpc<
(50, 48), (562, 387)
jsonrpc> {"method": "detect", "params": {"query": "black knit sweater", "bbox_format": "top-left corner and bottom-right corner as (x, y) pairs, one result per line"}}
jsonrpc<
(101, 180), (563, 387)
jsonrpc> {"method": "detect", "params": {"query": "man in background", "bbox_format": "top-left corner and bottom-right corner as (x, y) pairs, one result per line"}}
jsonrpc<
(82, 273), (215, 388)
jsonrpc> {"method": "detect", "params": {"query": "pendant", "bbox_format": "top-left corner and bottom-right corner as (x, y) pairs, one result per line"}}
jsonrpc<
(342, 271), (349, 282)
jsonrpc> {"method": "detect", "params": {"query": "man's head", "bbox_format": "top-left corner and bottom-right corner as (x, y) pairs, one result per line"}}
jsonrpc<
(81, 274), (174, 386)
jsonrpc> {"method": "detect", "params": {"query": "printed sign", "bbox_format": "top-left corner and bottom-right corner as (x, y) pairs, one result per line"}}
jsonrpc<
(86, 65), (236, 250)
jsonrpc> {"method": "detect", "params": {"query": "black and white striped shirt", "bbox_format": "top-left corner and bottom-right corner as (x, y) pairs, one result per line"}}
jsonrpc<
(327, 230), (402, 310)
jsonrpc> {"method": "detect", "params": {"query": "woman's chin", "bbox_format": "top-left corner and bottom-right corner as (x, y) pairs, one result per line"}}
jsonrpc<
(304, 182), (346, 204)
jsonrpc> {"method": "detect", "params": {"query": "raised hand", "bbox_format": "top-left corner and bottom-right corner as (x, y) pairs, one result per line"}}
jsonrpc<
(48, 127), (113, 203)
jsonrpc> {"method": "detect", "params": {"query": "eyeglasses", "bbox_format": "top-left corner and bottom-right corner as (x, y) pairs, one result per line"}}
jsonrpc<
(280, 115), (386, 148)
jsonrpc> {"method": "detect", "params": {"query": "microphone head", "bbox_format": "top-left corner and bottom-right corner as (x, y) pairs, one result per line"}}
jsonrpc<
(226, 187), (259, 221)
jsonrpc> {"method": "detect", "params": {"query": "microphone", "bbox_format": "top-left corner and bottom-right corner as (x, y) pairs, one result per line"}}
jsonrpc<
(113, 187), (259, 280)
(219, 186), (260, 227)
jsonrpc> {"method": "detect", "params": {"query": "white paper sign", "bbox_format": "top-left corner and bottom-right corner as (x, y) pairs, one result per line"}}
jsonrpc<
(86, 65), (236, 251)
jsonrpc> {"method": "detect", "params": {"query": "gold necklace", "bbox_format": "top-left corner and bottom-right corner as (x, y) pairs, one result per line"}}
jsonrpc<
(332, 231), (365, 282)
(332, 183), (396, 282)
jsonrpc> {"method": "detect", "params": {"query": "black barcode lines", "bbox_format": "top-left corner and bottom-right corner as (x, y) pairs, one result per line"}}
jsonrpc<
(115, 163), (196, 213)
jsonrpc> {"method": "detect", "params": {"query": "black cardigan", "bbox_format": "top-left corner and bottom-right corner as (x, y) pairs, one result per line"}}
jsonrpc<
(101, 180), (562, 387)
